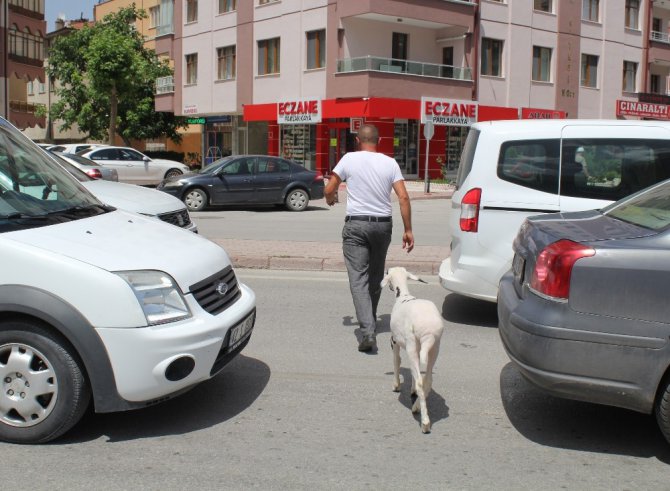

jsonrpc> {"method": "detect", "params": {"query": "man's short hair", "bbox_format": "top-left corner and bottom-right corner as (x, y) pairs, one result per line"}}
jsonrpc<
(357, 124), (379, 144)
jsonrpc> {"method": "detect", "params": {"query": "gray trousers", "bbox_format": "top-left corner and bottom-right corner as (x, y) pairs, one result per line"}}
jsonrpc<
(342, 220), (393, 338)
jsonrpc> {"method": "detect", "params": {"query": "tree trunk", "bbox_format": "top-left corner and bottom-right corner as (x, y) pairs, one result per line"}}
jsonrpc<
(108, 83), (117, 145)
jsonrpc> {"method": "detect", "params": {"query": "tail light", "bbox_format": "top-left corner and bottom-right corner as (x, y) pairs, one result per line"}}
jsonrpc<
(86, 169), (103, 180)
(313, 172), (324, 182)
(530, 239), (595, 300)
(460, 188), (481, 232)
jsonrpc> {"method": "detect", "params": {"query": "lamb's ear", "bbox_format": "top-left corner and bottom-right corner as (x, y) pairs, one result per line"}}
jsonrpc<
(407, 272), (420, 281)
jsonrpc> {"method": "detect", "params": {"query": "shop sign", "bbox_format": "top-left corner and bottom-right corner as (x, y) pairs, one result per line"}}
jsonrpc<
(183, 105), (198, 115)
(277, 99), (322, 124)
(616, 100), (669, 119)
(421, 97), (478, 126)
(206, 115), (232, 124)
(186, 117), (205, 124)
(521, 108), (565, 119)
(350, 117), (363, 133)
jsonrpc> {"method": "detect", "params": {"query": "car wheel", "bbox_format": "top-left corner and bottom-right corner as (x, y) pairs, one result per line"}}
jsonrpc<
(285, 189), (309, 212)
(184, 188), (208, 212)
(164, 169), (183, 179)
(0, 321), (90, 444)
(656, 378), (670, 444)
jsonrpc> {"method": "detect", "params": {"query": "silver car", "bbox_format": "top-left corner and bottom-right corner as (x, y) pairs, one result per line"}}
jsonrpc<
(498, 178), (670, 445)
(53, 152), (118, 182)
(79, 146), (189, 186)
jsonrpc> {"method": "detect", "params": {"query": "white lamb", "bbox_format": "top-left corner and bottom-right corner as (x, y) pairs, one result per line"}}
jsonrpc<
(381, 267), (445, 433)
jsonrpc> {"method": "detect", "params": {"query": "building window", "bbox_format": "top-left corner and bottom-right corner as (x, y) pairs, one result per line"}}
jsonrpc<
(481, 38), (503, 77)
(650, 74), (660, 94)
(581, 54), (598, 88)
(582, 0), (599, 22)
(306, 30), (325, 70)
(8, 25), (44, 61)
(258, 37), (280, 75)
(623, 61), (637, 92)
(27, 81), (33, 95)
(186, 53), (197, 84)
(534, 0), (552, 12)
(149, 6), (159, 28)
(259, 0), (279, 4)
(38, 82), (45, 93)
(532, 46), (552, 82)
(217, 46), (236, 80)
(8, 0), (44, 14)
(625, 0), (639, 29)
(186, 0), (197, 23)
(219, 0), (236, 13)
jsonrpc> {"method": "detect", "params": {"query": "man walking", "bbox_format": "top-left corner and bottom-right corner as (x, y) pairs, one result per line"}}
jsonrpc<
(324, 124), (414, 352)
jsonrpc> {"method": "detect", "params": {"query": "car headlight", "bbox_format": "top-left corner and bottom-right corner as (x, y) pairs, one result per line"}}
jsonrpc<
(162, 180), (184, 188)
(115, 270), (191, 325)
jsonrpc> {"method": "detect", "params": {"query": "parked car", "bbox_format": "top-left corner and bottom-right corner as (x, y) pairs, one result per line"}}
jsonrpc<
(498, 178), (670, 444)
(440, 119), (670, 302)
(0, 117), (255, 443)
(78, 146), (189, 186)
(48, 152), (197, 232)
(47, 143), (108, 154)
(52, 151), (119, 182)
(157, 155), (325, 212)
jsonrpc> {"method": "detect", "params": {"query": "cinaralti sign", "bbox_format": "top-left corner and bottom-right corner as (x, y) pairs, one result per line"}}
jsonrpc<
(277, 99), (322, 124)
(616, 99), (669, 119)
(421, 96), (478, 126)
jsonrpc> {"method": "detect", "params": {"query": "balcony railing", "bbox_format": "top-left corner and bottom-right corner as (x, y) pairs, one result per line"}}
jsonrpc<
(156, 76), (174, 94)
(651, 30), (670, 44)
(9, 100), (45, 114)
(156, 23), (174, 37)
(337, 56), (472, 81)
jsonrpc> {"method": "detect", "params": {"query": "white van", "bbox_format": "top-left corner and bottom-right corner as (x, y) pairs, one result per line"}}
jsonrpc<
(0, 118), (256, 443)
(440, 119), (670, 302)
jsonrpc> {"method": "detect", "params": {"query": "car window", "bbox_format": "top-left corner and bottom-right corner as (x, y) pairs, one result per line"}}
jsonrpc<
(74, 145), (92, 153)
(49, 145), (66, 152)
(257, 158), (288, 174)
(89, 148), (119, 160)
(560, 139), (670, 201)
(455, 129), (479, 189)
(497, 139), (559, 193)
(119, 149), (143, 161)
(221, 158), (255, 175)
(603, 180), (670, 231)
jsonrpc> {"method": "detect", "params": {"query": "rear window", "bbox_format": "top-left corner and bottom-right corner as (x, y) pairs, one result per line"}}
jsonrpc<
(497, 139), (559, 193)
(455, 129), (479, 189)
(560, 139), (670, 201)
(603, 180), (670, 231)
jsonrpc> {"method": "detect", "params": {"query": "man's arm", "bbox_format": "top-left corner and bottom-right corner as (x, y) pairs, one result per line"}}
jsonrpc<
(392, 180), (414, 253)
(324, 172), (342, 206)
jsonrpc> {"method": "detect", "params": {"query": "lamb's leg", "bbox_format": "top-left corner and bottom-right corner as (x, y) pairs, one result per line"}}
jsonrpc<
(407, 341), (430, 433)
(392, 338), (401, 392)
(420, 336), (439, 396)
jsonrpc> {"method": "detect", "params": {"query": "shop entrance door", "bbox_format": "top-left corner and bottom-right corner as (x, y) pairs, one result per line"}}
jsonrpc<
(394, 120), (419, 178)
(328, 124), (356, 173)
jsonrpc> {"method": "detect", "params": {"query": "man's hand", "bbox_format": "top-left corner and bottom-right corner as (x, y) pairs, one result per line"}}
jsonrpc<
(324, 173), (342, 207)
(403, 231), (414, 253)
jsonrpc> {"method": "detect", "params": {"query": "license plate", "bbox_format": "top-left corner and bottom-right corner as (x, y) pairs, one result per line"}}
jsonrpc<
(512, 253), (525, 284)
(229, 312), (255, 349)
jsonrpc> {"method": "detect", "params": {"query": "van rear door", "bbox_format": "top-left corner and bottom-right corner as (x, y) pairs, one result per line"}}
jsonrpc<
(559, 124), (670, 212)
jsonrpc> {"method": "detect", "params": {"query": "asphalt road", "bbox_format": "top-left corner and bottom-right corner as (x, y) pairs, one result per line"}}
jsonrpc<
(3, 270), (668, 489)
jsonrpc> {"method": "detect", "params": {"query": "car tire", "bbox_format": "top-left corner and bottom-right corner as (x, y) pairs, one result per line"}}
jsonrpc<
(164, 169), (183, 179)
(0, 321), (90, 444)
(184, 188), (208, 212)
(285, 189), (309, 212)
(656, 378), (670, 444)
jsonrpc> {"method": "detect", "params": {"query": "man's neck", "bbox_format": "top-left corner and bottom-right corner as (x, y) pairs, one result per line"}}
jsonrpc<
(359, 143), (377, 152)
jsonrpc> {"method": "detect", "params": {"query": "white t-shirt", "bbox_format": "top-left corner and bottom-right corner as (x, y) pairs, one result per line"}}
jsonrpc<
(332, 151), (404, 217)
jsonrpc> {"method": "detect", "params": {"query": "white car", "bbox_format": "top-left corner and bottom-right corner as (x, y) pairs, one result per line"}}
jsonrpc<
(47, 143), (108, 154)
(50, 152), (197, 232)
(0, 117), (255, 444)
(79, 146), (189, 185)
(53, 151), (119, 182)
(441, 119), (670, 302)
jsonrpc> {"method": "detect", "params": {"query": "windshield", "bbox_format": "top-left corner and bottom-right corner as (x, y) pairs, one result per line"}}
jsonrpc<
(0, 119), (108, 232)
(199, 156), (235, 175)
(603, 179), (670, 231)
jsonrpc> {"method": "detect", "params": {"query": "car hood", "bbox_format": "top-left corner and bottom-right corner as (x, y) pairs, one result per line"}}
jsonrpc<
(83, 180), (185, 216)
(5, 210), (229, 292)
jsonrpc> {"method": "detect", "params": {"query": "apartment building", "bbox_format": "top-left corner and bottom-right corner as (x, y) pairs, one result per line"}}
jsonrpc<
(1, 0), (46, 131)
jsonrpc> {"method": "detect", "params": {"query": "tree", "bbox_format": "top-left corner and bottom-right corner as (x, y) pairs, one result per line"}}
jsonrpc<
(46, 5), (187, 145)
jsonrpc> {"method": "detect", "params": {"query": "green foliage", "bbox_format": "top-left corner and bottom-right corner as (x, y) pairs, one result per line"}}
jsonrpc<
(46, 5), (187, 143)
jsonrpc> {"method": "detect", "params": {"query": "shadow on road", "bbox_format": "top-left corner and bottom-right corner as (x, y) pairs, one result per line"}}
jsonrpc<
(197, 204), (329, 213)
(500, 363), (670, 463)
(394, 367), (450, 431)
(57, 355), (270, 444)
(441, 293), (498, 328)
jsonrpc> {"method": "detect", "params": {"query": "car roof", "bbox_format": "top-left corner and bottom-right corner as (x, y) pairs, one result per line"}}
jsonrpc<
(471, 118), (670, 134)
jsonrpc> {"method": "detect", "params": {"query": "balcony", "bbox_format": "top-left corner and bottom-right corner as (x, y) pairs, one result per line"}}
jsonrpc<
(156, 23), (174, 37)
(337, 56), (472, 81)
(9, 100), (45, 114)
(651, 31), (670, 44)
(156, 76), (174, 94)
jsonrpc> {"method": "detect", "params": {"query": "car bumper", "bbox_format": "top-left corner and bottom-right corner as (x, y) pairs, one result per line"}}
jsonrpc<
(438, 256), (498, 302)
(95, 282), (256, 403)
(498, 272), (668, 414)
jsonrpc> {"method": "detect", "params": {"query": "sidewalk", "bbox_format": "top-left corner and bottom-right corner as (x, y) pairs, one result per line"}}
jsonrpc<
(211, 181), (453, 274)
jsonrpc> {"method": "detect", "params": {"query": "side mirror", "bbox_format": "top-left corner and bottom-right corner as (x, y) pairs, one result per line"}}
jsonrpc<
(143, 156), (151, 162)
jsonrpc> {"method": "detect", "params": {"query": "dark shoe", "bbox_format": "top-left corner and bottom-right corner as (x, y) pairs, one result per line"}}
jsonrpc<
(358, 336), (377, 352)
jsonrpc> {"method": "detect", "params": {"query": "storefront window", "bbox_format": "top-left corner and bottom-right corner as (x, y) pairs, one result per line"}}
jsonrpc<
(394, 121), (419, 176)
(281, 125), (316, 170)
(445, 126), (470, 182)
(205, 122), (232, 164)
